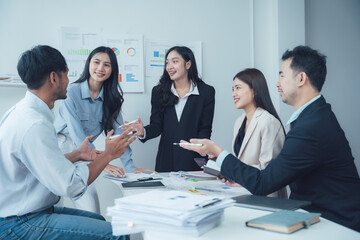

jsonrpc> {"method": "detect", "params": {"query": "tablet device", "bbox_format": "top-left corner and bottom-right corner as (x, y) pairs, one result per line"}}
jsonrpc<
(194, 158), (207, 167)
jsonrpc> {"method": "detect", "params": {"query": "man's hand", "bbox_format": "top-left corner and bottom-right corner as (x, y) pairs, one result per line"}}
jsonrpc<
(179, 139), (223, 157)
(87, 128), (136, 185)
(78, 136), (102, 161)
(105, 128), (136, 160)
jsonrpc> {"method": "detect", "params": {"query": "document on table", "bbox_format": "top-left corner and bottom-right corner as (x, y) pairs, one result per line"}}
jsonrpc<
(103, 172), (162, 182)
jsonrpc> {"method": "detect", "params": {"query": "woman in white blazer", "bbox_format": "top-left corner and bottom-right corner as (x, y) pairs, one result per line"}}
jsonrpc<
(229, 68), (287, 198)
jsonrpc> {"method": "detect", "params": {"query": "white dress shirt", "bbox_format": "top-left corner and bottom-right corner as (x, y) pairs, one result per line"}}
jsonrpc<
(170, 81), (199, 121)
(0, 91), (89, 217)
(140, 82), (199, 139)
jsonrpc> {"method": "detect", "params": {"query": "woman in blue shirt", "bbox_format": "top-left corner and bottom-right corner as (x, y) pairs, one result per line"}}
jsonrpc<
(54, 46), (152, 213)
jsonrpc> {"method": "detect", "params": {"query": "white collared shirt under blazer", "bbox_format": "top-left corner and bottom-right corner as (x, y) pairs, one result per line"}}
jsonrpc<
(232, 107), (287, 198)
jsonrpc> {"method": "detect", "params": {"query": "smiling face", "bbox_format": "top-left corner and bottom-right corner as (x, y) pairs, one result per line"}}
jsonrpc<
(232, 78), (255, 110)
(165, 50), (191, 82)
(88, 52), (112, 84)
(277, 58), (298, 106)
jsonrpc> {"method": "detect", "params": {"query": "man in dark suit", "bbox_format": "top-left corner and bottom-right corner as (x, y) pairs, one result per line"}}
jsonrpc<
(181, 46), (360, 232)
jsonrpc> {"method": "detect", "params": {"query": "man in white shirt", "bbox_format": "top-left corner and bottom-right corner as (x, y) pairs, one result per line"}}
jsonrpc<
(0, 45), (135, 239)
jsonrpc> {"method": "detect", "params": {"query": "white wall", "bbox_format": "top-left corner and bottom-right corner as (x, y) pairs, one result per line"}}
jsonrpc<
(305, 0), (360, 174)
(253, 0), (305, 121)
(253, 0), (281, 112)
(0, 0), (253, 168)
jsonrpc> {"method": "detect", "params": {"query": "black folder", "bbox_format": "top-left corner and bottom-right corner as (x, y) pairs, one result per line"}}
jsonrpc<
(232, 194), (311, 212)
(121, 181), (165, 189)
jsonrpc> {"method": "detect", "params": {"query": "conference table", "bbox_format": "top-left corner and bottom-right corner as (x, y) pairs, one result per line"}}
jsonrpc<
(108, 172), (360, 240)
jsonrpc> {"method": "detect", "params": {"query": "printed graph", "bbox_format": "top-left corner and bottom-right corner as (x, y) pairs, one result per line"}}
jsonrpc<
(127, 48), (136, 56)
(126, 73), (138, 82)
(112, 47), (120, 55)
(153, 51), (165, 58)
(67, 49), (92, 55)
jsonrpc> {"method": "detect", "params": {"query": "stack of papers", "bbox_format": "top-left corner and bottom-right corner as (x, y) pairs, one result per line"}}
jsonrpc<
(107, 190), (235, 236)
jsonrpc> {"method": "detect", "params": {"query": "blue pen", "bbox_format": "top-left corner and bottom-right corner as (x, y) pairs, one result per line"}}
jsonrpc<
(194, 187), (222, 193)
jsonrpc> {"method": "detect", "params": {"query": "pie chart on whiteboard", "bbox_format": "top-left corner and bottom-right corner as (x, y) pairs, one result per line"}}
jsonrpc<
(112, 47), (120, 55)
(127, 48), (136, 56)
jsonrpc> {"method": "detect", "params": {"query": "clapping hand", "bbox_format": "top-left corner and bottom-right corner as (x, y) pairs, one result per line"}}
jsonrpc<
(78, 136), (103, 161)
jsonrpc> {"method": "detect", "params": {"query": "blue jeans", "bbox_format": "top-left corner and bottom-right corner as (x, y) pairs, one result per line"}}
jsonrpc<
(0, 206), (126, 240)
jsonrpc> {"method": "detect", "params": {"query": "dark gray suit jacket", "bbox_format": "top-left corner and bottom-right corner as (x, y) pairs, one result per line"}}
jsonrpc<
(221, 96), (360, 232)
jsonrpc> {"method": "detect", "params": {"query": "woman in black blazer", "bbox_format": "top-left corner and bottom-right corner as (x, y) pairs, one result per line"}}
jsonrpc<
(125, 46), (215, 172)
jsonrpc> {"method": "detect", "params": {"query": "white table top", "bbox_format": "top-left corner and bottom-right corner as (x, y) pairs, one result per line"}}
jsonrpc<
(108, 173), (360, 240)
(143, 206), (360, 240)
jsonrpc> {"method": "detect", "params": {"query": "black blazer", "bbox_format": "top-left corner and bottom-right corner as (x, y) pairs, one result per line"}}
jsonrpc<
(221, 96), (360, 232)
(141, 81), (215, 172)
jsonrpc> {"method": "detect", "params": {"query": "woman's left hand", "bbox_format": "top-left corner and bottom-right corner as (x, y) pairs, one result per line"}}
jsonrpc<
(132, 168), (157, 174)
(122, 116), (145, 137)
(104, 164), (125, 177)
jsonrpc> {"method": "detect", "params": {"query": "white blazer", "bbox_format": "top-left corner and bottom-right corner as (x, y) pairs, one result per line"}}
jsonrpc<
(232, 108), (287, 198)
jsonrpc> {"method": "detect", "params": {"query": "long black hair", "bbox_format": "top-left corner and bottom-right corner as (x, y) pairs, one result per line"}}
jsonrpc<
(75, 46), (123, 134)
(156, 46), (202, 110)
(234, 68), (285, 134)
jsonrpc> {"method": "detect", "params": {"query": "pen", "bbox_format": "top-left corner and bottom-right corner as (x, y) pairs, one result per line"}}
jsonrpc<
(118, 119), (138, 128)
(110, 131), (137, 139)
(194, 187), (222, 193)
(173, 143), (203, 146)
(136, 177), (162, 181)
(196, 198), (222, 208)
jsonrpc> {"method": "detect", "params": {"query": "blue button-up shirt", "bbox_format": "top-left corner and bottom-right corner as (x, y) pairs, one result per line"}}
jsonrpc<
(286, 94), (321, 126)
(0, 91), (89, 217)
(54, 80), (136, 172)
